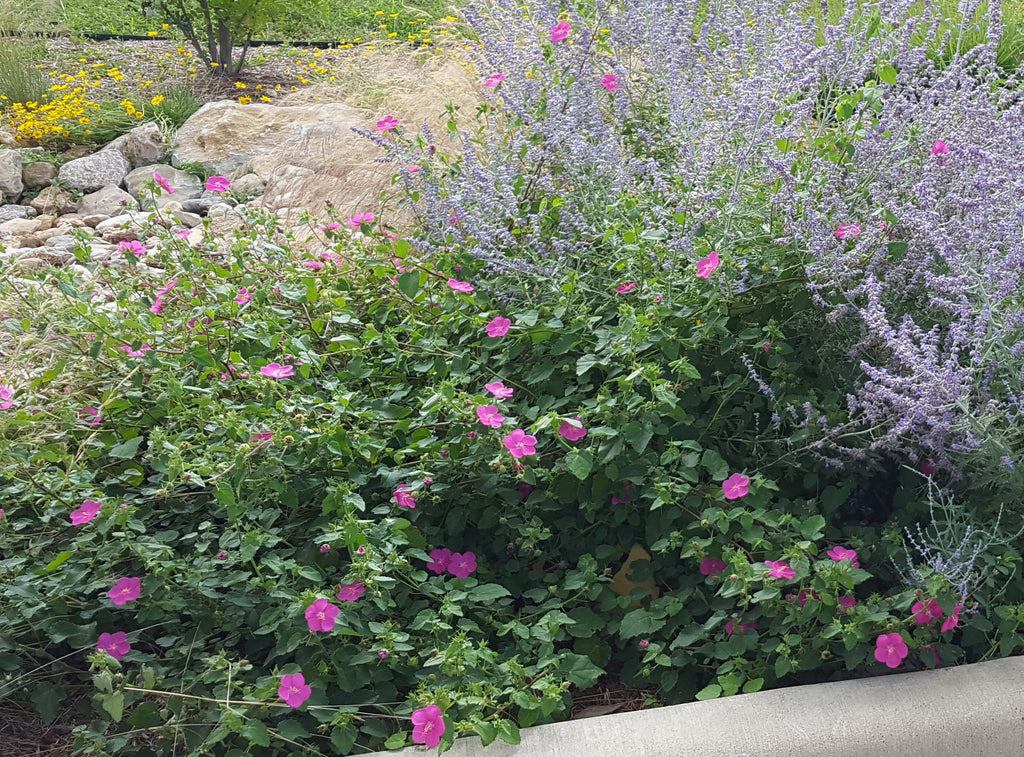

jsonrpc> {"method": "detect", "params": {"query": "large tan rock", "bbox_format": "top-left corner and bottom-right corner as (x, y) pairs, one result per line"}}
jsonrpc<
(170, 100), (397, 224)
(170, 46), (483, 228)
(103, 122), (167, 168)
(30, 186), (78, 215)
(21, 161), (57, 189)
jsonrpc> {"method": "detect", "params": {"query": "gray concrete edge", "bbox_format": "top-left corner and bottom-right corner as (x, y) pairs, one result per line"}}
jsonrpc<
(368, 657), (1024, 757)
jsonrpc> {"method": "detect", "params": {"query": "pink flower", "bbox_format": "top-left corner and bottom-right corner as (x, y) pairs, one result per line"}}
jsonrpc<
(485, 381), (514, 398)
(336, 581), (365, 602)
(0, 384), (12, 409)
(722, 472), (750, 500)
(912, 598), (944, 625)
(216, 550), (228, 560)
(486, 316), (511, 338)
(78, 406), (103, 426)
(920, 457), (935, 477)
(699, 557), (727, 576)
(476, 405), (506, 428)
(639, 639), (649, 649)
(176, 228), (192, 239)
(611, 480), (631, 506)
(941, 604), (963, 632)
(411, 704), (446, 748)
(834, 223), (861, 240)
(204, 176), (231, 193)
(826, 545), (860, 568)
(725, 619), (756, 636)
(696, 251), (720, 278)
(348, 212), (375, 228)
(764, 560), (795, 580)
(518, 482), (533, 499)
(448, 552), (477, 579)
(107, 577), (141, 606)
(503, 429), (537, 458)
(797, 589), (820, 607)
(407, 165), (421, 174)
(96, 631), (131, 661)
(393, 485), (417, 509)
(931, 139), (949, 156)
(616, 282), (638, 294)
(378, 649), (389, 659)
(427, 548), (452, 574)
(120, 344), (152, 358)
(153, 173), (174, 194)
(303, 260), (324, 271)
(149, 297), (165, 315)
(837, 595), (857, 613)
(156, 278), (178, 297)
(234, 287), (252, 305)
(260, 362), (294, 379)
(550, 20), (571, 42)
(376, 115), (400, 131)
(71, 499), (102, 525)
(119, 240), (147, 257)
(447, 278), (474, 293)
(278, 672), (312, 708)
(557, 417), (587, 441)
(601, 74), (619, 92)
(874, 633), (908, 668)
(484, 73), (506, 87)
(305, 598), (339, 632)
(249, 430), (274, 443)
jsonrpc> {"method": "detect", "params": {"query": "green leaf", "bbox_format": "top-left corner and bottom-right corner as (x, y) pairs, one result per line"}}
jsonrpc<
(564, 449), (593, 480)
(751, 587), (780, 603)
(468, 583), (512, 602)
(384, 731), (407, 749)
(128, 700), (162, 729)
(331, 725), (357, 753)
(108, 436), (144, 460)
(31, 682), (64, 724)
(35, 551), (73, 576)
(619, 609), (666, 639)
(101, 691), (124, 722)
(242, 719), (270, 747)
(495, 719), (520, 745)
(275, 719), (309, 740)
(695, 684), (722, 701)
(878, 64), (897, 85)
(742, 677), (765, 694)
(398, 271), (420, 299)
(576, 353), (604, 376)
(800, 515), (826, 540)
(474, 720), (497, 747)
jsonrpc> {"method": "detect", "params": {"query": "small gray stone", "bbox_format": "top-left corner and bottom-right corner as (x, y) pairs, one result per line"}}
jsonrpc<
(182, 196), (237, 215)
(78, 186), (139, 217)
(0, 205), (33, 222)
(21, 161), (58, 189)
(43, 235), (78, 249)
(82, 214), (111, 228)
(57, 150), (131, 192)
(0, 150), (24, 199)
(173, 210), (202, 228)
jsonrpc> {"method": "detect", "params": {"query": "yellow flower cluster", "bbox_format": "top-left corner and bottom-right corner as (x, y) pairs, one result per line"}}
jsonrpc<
(3, 70), (100, 145)
(2, 63), (156, 147)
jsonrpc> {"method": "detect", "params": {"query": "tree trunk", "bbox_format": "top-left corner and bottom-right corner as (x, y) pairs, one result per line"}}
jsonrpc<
(217, 18), (233, 76)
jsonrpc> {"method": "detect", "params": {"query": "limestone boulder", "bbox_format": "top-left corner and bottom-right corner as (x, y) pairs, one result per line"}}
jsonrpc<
(78, 186), (139, 217)
(0, 149), (24, 200)
(124, 164), (202, 208)
(30, 186), (78, 215)
(0, 217), (42, 235)
(104, 122), (167, 168)
(57, 149), (131, 192)
(170, 101), (397, 222)
(21, 161), (57, 189)
(0, 205), (33, 222)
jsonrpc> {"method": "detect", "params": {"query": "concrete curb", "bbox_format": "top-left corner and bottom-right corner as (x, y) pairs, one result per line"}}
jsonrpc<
(371, 658), (1024, 756)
